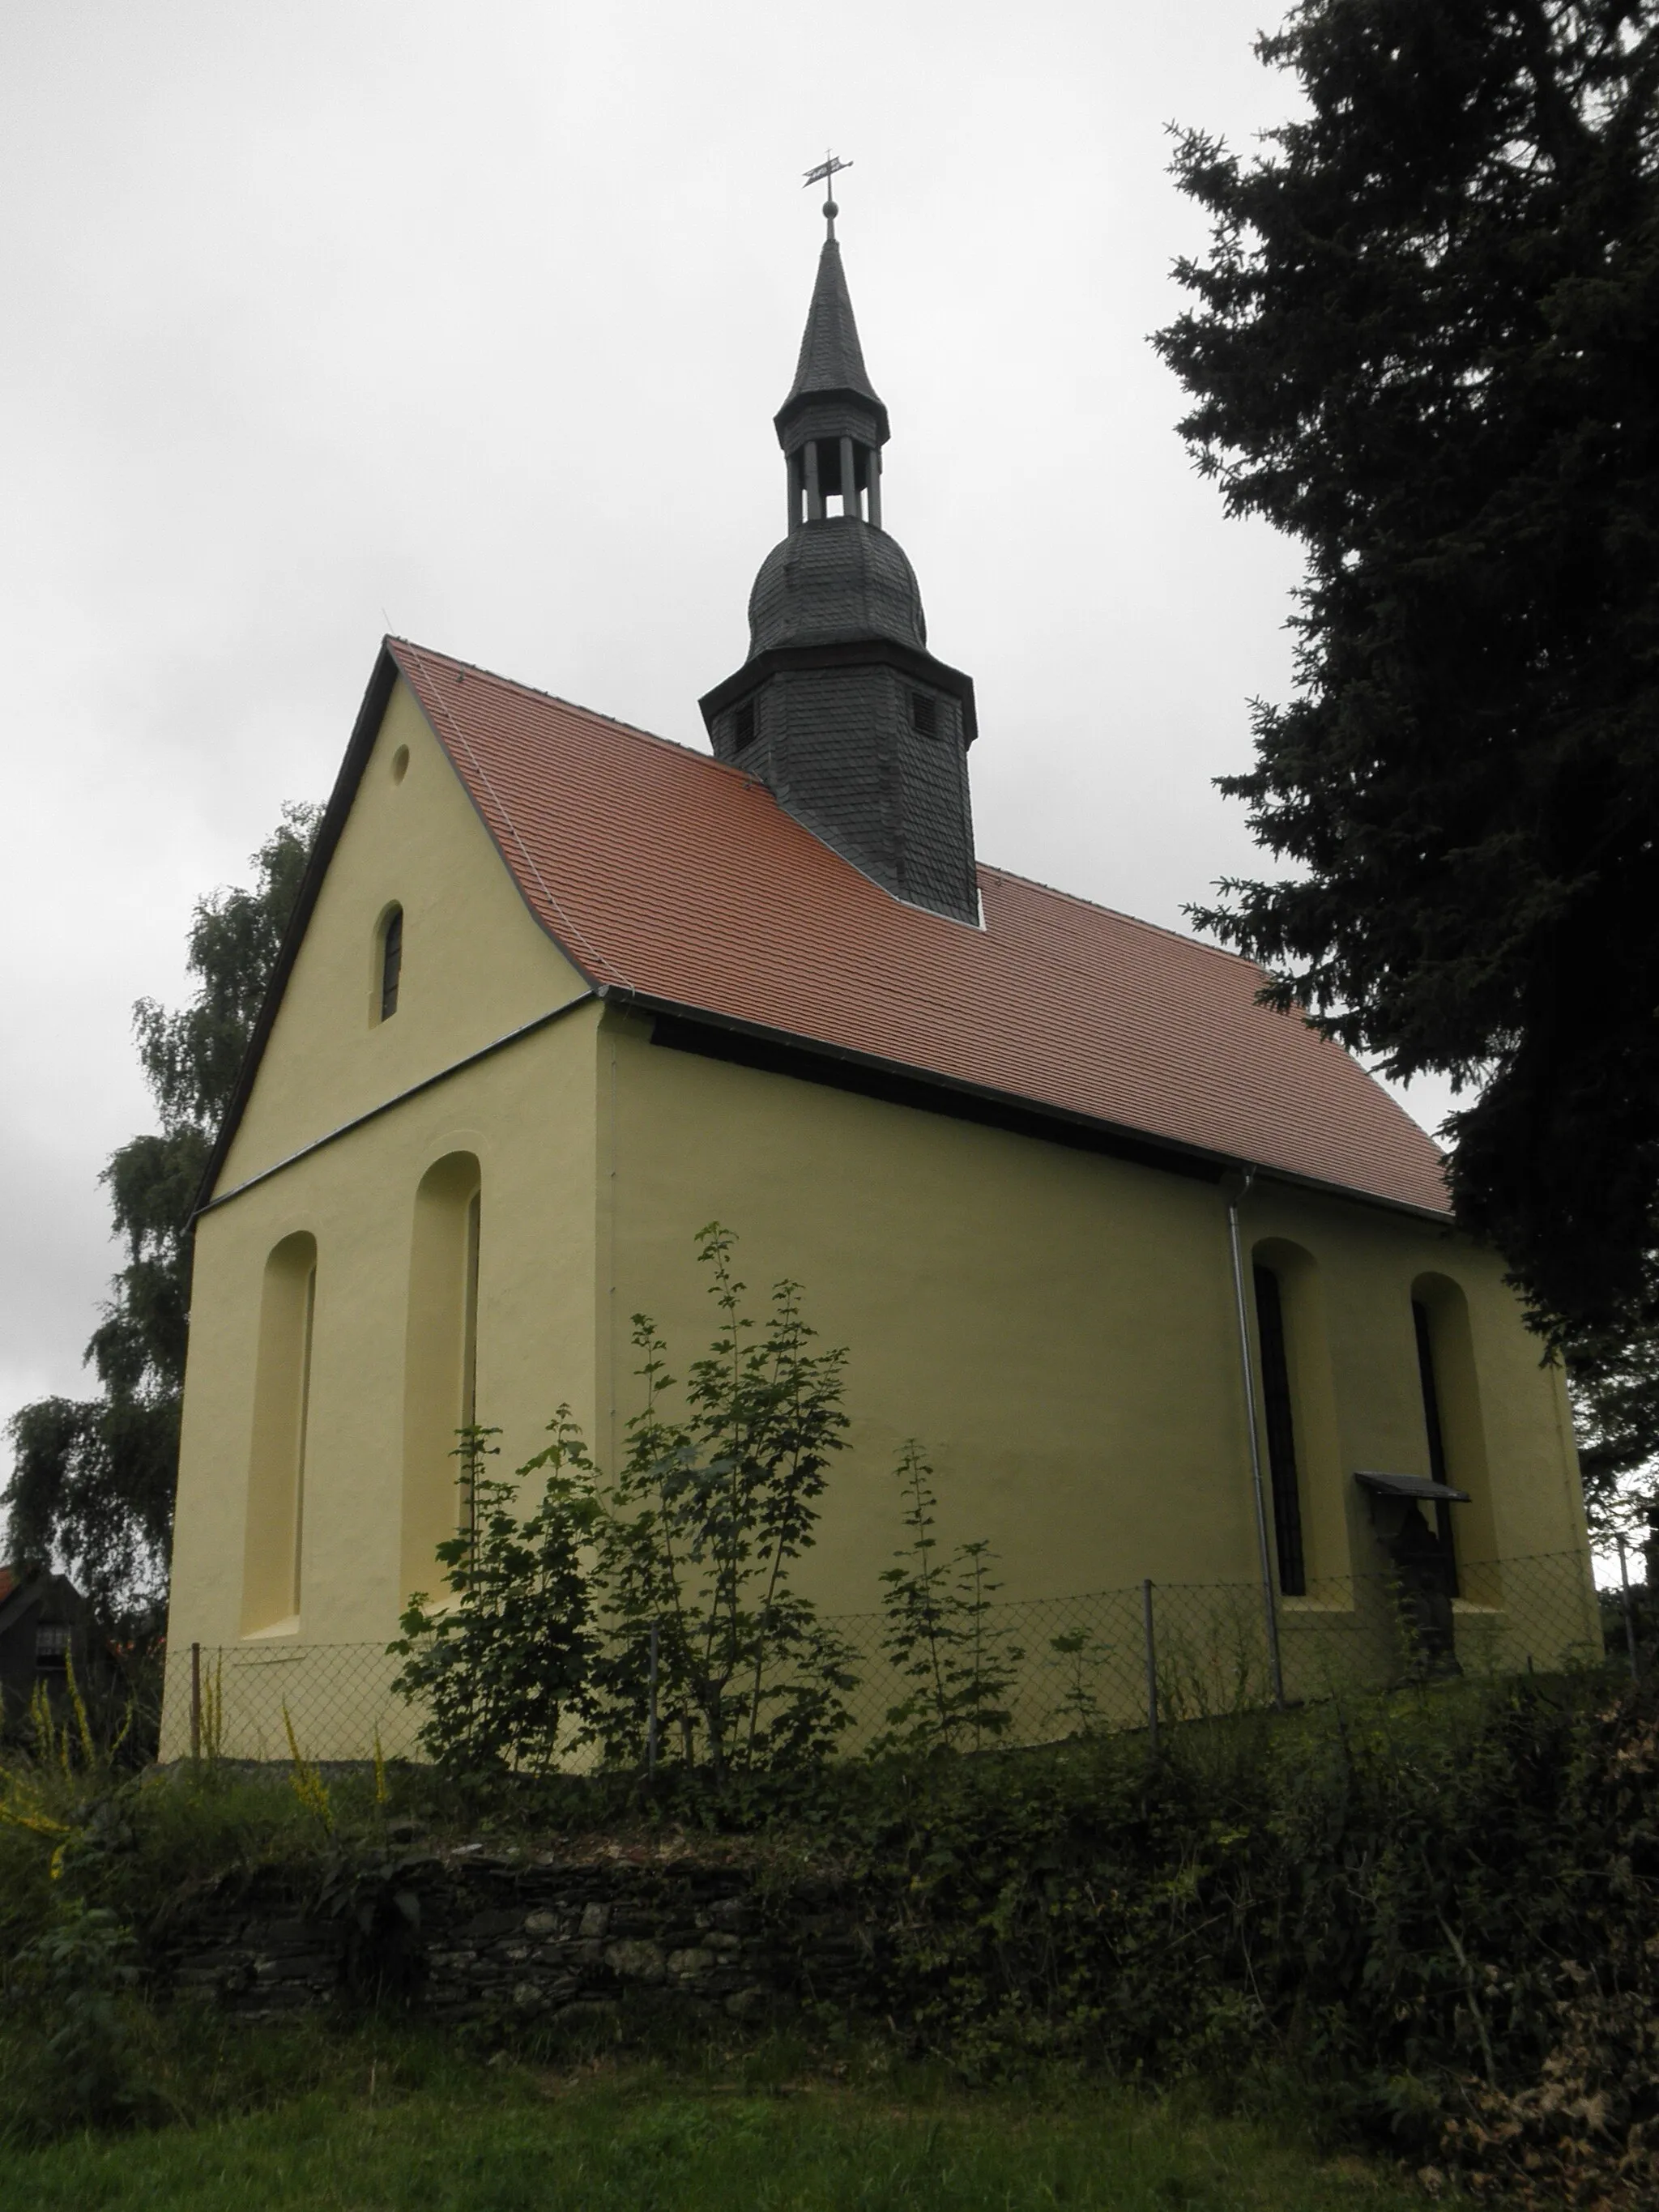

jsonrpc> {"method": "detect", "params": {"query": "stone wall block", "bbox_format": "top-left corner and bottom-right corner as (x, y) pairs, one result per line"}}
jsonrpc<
(603, 1938), (667, 1982)
(254, 1951), (336, 1984)
(461, 1910), (523, 1940)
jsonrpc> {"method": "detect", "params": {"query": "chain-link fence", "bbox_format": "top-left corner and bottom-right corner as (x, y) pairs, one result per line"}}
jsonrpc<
(161, 1547), (1621, 1766)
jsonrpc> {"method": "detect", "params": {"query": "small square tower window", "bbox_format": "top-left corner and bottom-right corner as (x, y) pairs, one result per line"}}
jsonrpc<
(734, 701), (757, 751)
(910, 692), (938, 739)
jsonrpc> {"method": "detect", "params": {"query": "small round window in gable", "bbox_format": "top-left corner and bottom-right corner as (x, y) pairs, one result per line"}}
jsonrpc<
(391, 744), (410, 784)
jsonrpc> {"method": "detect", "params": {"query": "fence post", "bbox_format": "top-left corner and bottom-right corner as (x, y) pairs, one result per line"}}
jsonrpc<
(1616, 1535), (1640, 1679)
(1141, 1579), (1159, 1754)
(190, 1640), (202, 1763)
(646, 1621), (659, 1776)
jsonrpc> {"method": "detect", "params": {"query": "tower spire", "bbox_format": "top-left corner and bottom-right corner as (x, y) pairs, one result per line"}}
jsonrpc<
(698, 190), (981, 926)
(776, 166), (888, 533)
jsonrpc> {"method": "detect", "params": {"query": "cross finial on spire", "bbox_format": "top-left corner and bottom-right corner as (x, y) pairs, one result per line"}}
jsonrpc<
(803, 150), (852, 241)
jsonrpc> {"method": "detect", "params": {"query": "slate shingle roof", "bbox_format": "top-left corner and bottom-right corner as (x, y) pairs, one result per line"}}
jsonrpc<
(777, 238), (889, 441)
(746, 516), (928, 655)
(387, 639), (1450, 1217)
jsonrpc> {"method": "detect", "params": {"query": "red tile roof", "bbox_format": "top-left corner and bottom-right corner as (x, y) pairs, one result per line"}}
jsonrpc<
(386, 639), (1448, 1215)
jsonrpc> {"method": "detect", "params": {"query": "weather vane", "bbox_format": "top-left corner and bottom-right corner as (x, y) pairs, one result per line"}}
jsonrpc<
(804, 151), (852, 240)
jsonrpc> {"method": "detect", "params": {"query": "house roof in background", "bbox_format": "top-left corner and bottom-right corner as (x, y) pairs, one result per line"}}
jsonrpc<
(380, 639), (1449, 1217)
(0, 1564), (73, 1639)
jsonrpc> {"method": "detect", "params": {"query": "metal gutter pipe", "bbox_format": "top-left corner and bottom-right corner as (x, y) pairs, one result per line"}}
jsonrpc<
(1223, 1166), (1287, 1708)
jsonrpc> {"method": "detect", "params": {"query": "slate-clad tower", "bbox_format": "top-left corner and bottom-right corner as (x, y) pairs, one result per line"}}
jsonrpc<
(701, 206), (979, 923)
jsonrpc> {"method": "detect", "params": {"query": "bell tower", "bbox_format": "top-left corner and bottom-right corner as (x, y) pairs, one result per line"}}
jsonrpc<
(700, 173), (979, 925)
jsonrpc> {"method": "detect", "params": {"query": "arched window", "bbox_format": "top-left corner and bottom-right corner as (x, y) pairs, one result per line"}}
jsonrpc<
(1248, 1238), (1341, 1594)
(1412, 1299), (1458, 1589)
(377, 904), (403, 1022)
(400, 1153), (482, 1598)
(241, 1231), (317, 1634)
(1410, 1274), (1495, 1579)
(1252, 1261), (1307, 1595)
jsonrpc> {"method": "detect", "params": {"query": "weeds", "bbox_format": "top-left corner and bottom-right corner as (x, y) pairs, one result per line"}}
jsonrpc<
(2, 1902), (148, 2137)
(872, 1445), (1023, 1754)
(282, 1705), (334, 1834)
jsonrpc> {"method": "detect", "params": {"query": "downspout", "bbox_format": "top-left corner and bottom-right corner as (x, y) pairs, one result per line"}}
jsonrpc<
(1223, 1166), (1287, 1708)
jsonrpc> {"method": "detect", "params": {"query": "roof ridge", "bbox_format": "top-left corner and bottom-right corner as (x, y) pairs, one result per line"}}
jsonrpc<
(976, 861), (1268, 975)
(386, 636), (746, 778)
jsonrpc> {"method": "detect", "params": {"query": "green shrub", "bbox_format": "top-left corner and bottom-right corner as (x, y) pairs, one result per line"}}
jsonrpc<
(390, 1420), (599, 1780)
(872, 1444), (1023, 1754)
(390, 1225), (859, 1787)
(817, 1670), (1659, 2198)
(0, 1900), (153, 2141)
(582, 1228), (856, 1781)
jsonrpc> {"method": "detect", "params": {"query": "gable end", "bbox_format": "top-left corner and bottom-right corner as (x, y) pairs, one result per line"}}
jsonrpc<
(195, 643), (603, 1214)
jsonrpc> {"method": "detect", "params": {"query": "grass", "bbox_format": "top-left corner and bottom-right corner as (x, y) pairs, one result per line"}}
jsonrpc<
(0, 2041), (1452, 2211)
(14, 1682), (1623, 2206)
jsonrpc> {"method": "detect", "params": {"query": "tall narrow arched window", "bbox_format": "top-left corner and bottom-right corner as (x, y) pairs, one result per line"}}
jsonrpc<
(400, 1153), (483, 1599)
(1252, 1262), (1307, 1595)
(241, 1231), (317, 1634)
(377, 904), (403, 1022)
(1412, 1298), (1459, 1590)
(1410, 1275), (1499, 1584)
(459, 1186), (481, 1531)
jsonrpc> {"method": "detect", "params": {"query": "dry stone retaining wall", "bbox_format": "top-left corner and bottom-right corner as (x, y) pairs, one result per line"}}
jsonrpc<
(158, 1850), (871, 2031)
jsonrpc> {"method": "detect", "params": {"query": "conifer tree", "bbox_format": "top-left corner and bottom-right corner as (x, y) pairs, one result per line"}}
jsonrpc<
(3, 806), (318, 1622)
(1155, 1), (1659, 1346)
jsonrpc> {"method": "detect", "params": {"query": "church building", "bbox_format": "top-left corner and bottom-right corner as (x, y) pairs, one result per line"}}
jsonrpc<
(162, 205), (1596, 1754)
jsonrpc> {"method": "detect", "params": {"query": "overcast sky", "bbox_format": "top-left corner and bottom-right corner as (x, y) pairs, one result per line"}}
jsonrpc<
(0, 0), (1459, 1454)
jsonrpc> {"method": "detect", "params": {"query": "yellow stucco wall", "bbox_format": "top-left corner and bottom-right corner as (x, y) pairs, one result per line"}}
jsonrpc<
(161, 680), (1595, 1756)
(218, 676), (588, 1192)
(164, 676), (603, 1753)
(164, 1007), (604, 1758)
(171, 1012), (602, 1640)
(599, 1014), (1590, 1618)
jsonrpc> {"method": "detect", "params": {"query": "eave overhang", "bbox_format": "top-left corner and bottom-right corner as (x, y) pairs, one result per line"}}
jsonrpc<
(608, 987), (1459, 1229)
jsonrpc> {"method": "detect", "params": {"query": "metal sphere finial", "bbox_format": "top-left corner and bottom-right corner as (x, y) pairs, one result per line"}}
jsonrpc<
(804, 151), (852, 242)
